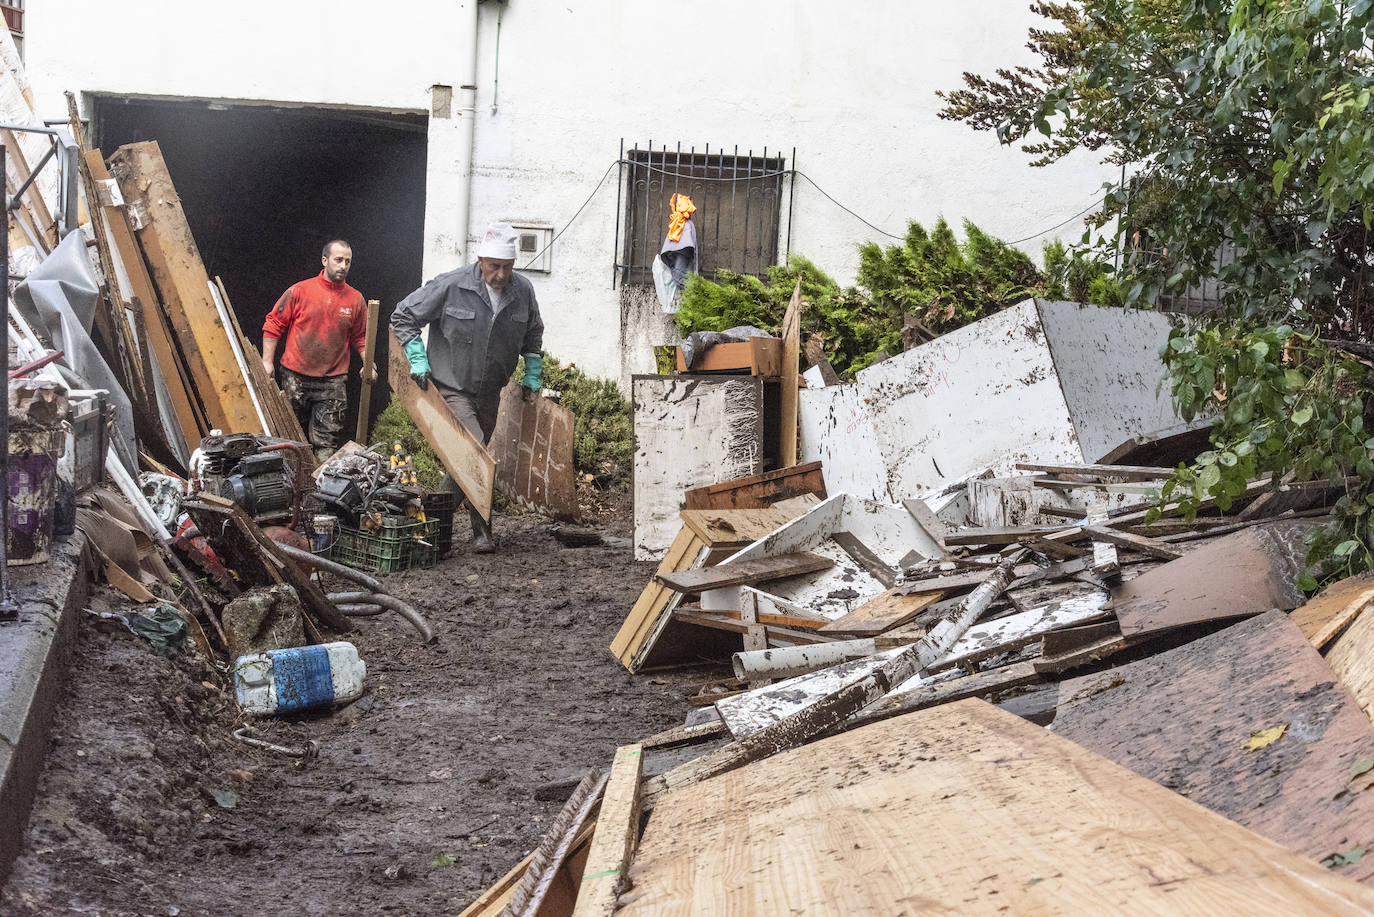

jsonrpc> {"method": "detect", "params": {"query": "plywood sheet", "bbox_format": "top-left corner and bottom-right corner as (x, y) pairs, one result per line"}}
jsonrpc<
(1327, 606), (1374, 723)
(1291, 572), (1374, 650)
(386, 331), (496, 520)
(679, 505), (807, 547)
(621, 699), (1374, 916)
(1054, 609), (1374, 884)
(1112, 520), (1314, 637)
(632, 376), (762, 560)
(610, 527), (707, 672)
(490, 380), (578, 520)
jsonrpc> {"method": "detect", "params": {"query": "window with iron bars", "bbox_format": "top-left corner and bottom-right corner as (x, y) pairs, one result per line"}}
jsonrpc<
(615, 143), (793, 287)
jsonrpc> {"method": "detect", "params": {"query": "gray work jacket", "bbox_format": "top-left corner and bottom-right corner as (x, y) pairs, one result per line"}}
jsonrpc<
(390, 262), (545, 399)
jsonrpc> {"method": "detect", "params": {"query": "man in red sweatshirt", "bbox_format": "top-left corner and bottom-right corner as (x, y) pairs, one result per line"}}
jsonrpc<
(262, 240), (372, 461)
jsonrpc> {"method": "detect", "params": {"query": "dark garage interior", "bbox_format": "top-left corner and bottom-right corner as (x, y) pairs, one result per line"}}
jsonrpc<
(90, 96), (428, 440)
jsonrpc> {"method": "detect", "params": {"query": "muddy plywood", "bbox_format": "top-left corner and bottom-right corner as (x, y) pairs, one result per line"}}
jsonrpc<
(1326, 607), (1374, 722)
(490, 380), (578, 521)
(1112, 521), (1314, 638)
(632, 376), (763, 560)
(1054, 610), (1374, 884)
(622, 699), (1374, 916)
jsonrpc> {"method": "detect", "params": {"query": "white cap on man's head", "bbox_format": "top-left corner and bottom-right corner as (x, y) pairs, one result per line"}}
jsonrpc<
(475, 222), (519, 260)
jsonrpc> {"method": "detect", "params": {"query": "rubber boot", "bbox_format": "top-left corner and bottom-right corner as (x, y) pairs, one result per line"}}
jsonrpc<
(470, 506), (497, 554)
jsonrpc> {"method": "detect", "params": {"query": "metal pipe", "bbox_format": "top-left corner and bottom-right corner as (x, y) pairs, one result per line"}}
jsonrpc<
(327, 590), (435, 644)
(612, 137), (623, 289)
(785, 146), (796, 262)
(7, 142), (54, 214)
(732, 639), (878, 681)
(0, 143), (12, 619)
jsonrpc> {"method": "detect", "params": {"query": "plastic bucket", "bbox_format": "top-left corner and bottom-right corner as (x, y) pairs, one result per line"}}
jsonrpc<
(6, 428), (62, 565)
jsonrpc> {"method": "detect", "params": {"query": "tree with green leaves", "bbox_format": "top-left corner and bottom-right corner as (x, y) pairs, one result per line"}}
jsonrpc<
(940, 0), (1374, 581)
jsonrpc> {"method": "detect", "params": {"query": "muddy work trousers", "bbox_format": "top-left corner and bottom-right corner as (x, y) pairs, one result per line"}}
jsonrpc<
(279, 368), (347, 459)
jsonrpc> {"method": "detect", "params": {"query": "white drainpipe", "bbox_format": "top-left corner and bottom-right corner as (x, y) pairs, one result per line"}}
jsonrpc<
(421, 0), (481, 281)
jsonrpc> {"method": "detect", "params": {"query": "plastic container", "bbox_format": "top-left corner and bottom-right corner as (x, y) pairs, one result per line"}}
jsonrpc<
(332, 517), (439, 573)
(421, 492), (458, 557)
(312, 513), (338, 554)
(234, 641), (366, 716)
(6, 427), (63, 565)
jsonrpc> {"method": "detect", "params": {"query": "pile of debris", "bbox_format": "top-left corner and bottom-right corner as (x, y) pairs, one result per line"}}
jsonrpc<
(459, 297), (1374, 913)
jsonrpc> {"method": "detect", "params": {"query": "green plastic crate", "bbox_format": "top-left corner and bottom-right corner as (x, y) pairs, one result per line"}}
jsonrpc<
(331, 518), (439, 573)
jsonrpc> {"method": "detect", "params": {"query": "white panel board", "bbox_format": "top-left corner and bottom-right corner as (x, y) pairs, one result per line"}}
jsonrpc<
(1037, 300), (1182, 462)
(631, 375), (763, 560)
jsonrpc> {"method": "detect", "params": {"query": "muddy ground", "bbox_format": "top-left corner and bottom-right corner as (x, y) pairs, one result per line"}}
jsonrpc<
(1, 495), (718, 916)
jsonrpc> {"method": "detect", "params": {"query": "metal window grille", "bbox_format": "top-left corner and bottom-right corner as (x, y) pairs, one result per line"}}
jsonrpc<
(614, 141), (794, 288)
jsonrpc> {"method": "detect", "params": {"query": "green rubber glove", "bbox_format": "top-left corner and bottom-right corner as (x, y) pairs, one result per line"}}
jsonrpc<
(403, 337), (431, 389)
(522, 353), (544, 392)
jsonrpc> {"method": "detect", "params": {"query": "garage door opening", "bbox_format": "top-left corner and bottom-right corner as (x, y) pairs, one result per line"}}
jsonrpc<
(90, 96), (427, 442)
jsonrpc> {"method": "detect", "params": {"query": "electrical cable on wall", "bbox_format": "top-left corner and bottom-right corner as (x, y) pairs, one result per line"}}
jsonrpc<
(518, 158), (1108, 272)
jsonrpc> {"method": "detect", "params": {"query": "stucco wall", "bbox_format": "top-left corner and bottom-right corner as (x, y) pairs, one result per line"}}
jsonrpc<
(28, 1), (1115, 383)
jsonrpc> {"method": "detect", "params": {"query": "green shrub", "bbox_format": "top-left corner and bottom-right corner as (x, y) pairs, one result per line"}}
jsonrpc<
(540, 355), (632, 483)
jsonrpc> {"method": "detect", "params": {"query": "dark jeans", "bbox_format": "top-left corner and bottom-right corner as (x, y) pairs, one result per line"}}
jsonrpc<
(279, 368), (347, 458)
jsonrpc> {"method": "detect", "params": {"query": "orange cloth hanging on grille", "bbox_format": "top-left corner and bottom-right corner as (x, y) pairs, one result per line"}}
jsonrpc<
(666, 193), (696, 243)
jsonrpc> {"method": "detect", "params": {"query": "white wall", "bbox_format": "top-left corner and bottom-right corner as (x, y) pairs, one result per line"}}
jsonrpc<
(29, 1), (1115, 383)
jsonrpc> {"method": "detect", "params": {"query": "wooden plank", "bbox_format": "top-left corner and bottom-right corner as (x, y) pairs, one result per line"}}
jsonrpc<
(918, 588), (1110, 669)
(678, 506), (806, 548)
(847, 661), (1043, 730)
(829, 531), (896, 588)
(1015, 461), (1177, 481)
(1087, 508), (1119, 576)
(1054, 610), (1374, 884)
(108, 140), (263, 434)
(673, 608), (837, 644)
(610, 527), (707, 672)
(572, 745), (643, 917)
(802, 334), (841, 386)
(504, 769), (605, 917)
(1081, 524), (1184, 560)
(1291, 572), (1374, 650)
(683, 461), (825, 511)
(945, 523), (1073, 546)
(779, 279), (801, 467)
(1113, 520), (1314, 638)
(657, 552), (833, 593)
(91, 148), (206, 446)
(623, 699), (1374, 916)
(633, 375), (763, 560)
(1326, 606), (1374, 722)
(355, 298), (380, 445)
(490, 380), (579, 520)
(901, 498), (951, 556)
(1039, 618), (1121, 657)
(386, 329), (496, 520)
(214, 275), (307, 444)
(817, 588), (940, 637)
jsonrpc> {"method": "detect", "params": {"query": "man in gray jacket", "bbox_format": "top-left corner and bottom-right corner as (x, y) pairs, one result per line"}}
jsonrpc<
(390, 222), (545, 553)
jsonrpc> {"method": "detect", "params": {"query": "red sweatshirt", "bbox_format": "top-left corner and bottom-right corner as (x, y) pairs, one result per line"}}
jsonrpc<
(262, 272), (367, 377)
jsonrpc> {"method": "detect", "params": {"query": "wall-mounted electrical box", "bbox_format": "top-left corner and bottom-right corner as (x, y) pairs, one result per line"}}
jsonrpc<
(512, 222), (553, 273)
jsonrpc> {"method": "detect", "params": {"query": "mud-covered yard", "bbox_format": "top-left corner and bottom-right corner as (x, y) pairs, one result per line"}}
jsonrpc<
(1, 500), (712, 916)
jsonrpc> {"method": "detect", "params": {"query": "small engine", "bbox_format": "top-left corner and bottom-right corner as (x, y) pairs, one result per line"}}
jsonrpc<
(196, 434), (310, 525)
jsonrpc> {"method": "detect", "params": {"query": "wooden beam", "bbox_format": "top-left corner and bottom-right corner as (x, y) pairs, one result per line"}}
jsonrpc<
(1081, 525), (1183, 561)
(945, 524), (1074, 546)
(214, 276), (307, 443)
(505, 769), (606, 917)
(354, 298), (380, 444)
(386, 329), (495, 520)
(683, 461), (825, 511)
(108, 140), (263, 434)
(818, 588), (941, 637)
(1015, 461), (1176, 481)
(610, 527), (705, 671)
(572, 745), (643, 917)
(830, 531), (896, 588)
(846, 661), (1043, 731)
(779, 279), (802, 467)
(656, 552), (833, 593)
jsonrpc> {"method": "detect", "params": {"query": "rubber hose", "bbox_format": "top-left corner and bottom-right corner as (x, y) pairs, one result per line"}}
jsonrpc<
(326, 590), (436, 644)
(276, 542), (387, 594)
(335, 603), (387, 616)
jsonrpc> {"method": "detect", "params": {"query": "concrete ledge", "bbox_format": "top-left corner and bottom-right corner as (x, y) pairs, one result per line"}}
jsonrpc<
(0, 532), (90, 885)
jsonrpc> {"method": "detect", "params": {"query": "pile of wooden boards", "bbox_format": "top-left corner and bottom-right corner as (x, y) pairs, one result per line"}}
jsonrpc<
(467, 457), (1374, 915)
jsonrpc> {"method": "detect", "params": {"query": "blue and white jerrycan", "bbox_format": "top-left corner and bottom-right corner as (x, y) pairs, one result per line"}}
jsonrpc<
(234, 641), (366, 716)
